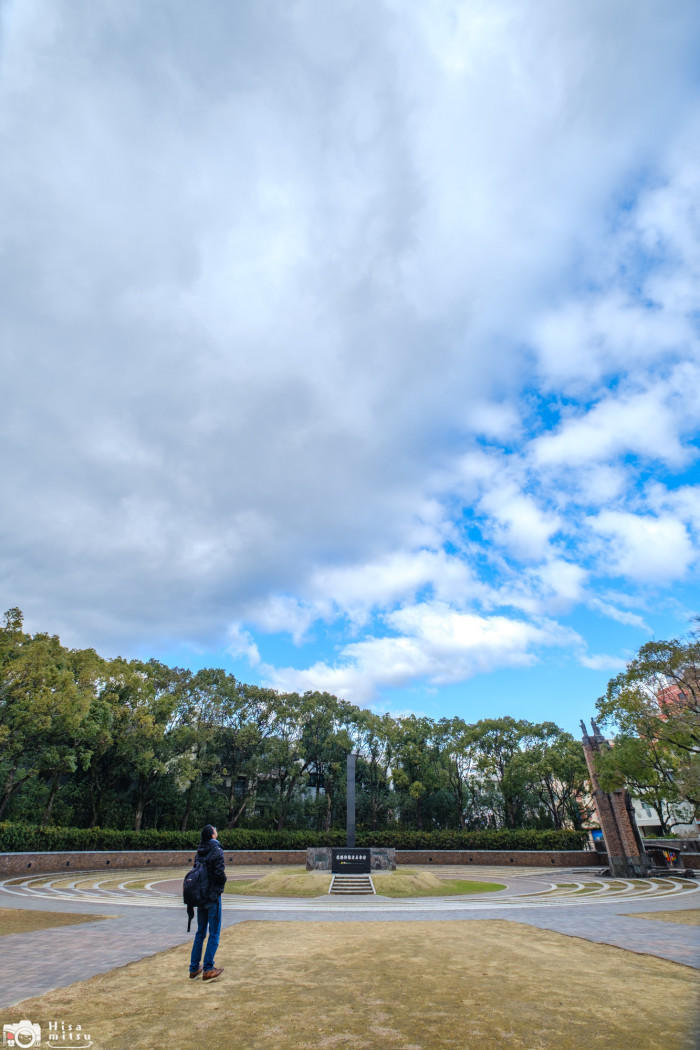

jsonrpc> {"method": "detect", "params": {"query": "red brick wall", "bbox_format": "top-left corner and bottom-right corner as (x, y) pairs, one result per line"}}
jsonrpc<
(0, 850), (307, 877)
(0, 848), (598, 876)
(396, 850), (600, 867)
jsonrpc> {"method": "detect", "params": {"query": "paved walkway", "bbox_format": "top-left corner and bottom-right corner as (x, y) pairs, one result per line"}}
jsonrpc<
(1, 866), (698, 1010)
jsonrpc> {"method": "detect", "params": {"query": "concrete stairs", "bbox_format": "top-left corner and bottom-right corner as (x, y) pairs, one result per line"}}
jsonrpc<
(329, 873), (375, 895)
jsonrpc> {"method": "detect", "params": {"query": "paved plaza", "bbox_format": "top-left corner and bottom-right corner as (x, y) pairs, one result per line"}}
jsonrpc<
(1, 865), (698, 1010)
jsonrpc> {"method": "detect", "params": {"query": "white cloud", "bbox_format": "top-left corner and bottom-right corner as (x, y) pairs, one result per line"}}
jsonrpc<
(589, 511), (694, 583)
(240, 547), (484, 641)
(532, 366), (698, 470)
(532, 292), (692, 390)
(479, 484), (561, 561)
(237, 596), (323, 646)
(263, 602), (581, 703)
(227, 624), (261, 667)
(646, 483), (700, 537)
(578, 652), (628, 672)
(532, 559), (587, 607)
(480, 558), (588, 618)
(311, 550), (478, 623)
(561, 465), (628, 509)
(0, 0), (698, 698)
(532, 112), (700, 397)
(465, 401), (521, 441)
(588, 598), (649, 631)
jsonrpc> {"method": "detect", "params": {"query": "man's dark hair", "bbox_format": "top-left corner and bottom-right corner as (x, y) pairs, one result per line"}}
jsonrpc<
(200, 824), (216, 842)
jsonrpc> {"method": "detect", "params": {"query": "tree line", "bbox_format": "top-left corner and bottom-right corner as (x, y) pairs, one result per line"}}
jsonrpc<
(0, 607), (593, 834)
(2, 606), (697, 836)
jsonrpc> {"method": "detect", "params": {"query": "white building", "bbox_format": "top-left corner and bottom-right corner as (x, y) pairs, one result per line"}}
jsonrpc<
(631, 796), (699, 838)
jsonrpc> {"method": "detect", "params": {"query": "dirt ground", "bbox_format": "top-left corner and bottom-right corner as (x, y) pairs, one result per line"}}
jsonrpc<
(0, 908), (113, 936)
(629, 908), (700, 926)
(4, 919), (698, 1050)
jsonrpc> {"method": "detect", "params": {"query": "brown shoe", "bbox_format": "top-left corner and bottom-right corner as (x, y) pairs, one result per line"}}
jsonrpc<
(189, 966), (202, 979)
(202, 967), (224, 981)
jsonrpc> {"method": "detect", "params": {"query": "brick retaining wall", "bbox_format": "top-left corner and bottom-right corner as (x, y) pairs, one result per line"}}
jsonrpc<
(1, 849), (692, 879)
(0, 850), (307, 877)
(673, 852), (700, 868)
(0, 848), (601, 877)
(397, 850), (601, 867)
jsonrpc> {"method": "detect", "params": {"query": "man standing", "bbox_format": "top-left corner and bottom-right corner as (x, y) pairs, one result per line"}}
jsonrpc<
(189, 824), (227, 981)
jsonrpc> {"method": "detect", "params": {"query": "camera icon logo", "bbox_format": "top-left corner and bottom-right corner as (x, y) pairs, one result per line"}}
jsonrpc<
(3, 1020), (42, 1048)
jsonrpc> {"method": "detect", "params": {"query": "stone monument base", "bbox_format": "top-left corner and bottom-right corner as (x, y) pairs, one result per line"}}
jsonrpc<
(306, 846), (396, 871)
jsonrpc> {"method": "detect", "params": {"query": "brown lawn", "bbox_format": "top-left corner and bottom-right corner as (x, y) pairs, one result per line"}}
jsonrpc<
(0, 908), (113, 936)
(628, 908), (700, 926)
(3, 919), (698, 1050)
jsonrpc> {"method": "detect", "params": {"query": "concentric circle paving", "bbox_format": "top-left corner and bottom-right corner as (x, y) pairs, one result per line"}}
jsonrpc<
(2, 865), (699, 912)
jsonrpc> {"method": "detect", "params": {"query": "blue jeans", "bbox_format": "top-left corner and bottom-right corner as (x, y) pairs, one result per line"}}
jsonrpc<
(189, 896), (222, 973)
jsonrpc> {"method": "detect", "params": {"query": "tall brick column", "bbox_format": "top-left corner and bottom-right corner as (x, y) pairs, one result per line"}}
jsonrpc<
(580, 719), (651, 877)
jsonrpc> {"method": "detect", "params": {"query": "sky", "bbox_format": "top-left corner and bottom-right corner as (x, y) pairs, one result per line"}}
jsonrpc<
(1, 0), (699, 736)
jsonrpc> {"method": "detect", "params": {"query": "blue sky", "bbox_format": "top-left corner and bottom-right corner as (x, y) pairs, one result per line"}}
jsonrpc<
(1, 1), (699, 737)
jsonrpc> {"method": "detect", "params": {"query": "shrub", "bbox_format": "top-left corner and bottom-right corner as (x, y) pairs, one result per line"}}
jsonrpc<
(0, 821), (588, 853)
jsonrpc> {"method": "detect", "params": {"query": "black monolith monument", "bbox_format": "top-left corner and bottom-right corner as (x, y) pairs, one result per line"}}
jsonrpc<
(346, 752), (356, 848)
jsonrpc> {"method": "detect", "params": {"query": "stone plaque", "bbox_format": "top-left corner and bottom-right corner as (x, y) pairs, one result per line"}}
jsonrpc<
(331, 847), (371, 874)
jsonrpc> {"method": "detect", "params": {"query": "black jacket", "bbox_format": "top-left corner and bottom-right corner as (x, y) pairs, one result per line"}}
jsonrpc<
(196, 838), (227, 901)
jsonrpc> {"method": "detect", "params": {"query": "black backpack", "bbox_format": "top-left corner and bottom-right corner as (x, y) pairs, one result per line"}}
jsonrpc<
(183, 857), (210, 930)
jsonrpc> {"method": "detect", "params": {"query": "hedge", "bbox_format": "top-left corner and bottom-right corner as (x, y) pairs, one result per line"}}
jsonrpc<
(357, 828), (588, 851)
(0, 821), (588, 853)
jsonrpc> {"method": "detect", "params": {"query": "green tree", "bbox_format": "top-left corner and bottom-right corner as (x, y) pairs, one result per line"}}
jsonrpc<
(101, 658), (182, 830)
(391, 716), (445, 829)
(212, 681), (277, 829)
(506, 727), (590, 829)
(0, 607), (33, 816)
(168, 667), (228, 830)
(0, 612), (101, 822)
(79, 685), (116, 827)
(258, 692), (316, 831)
(351, 709), (395, 829)
(298, 692), (353, 831)
(596, 633), (700, 819)
(593, 735), (684, 835)
(434, 717), (481, 829)
(34, 644), (106, 824)
(471, 717), (538, 828)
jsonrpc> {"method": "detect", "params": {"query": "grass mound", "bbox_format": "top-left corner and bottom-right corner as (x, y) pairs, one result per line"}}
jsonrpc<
(373, 869), (505, 897)
(224, 868), (331, 897)
(223, 867), (505, 898)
